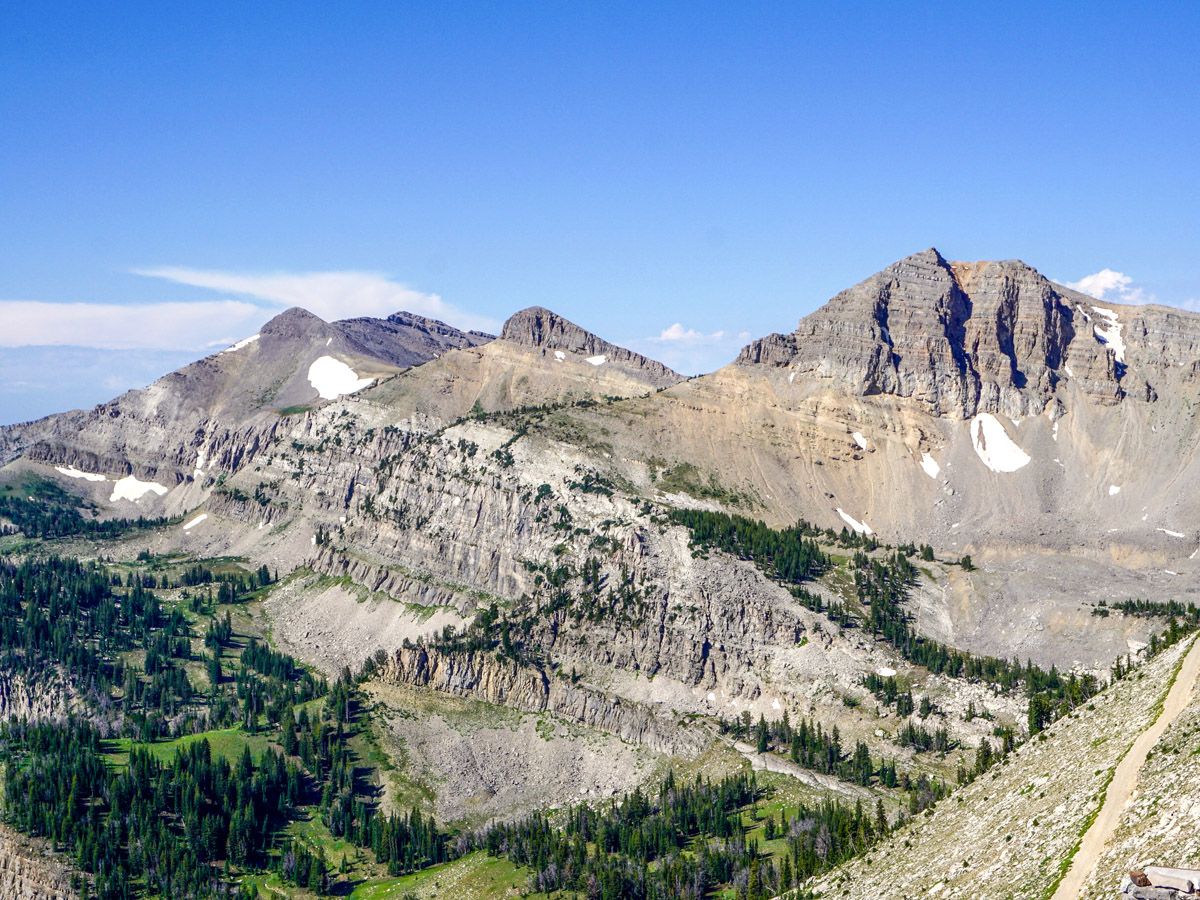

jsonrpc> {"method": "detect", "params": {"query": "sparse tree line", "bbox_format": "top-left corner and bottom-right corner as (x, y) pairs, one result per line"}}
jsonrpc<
(668, 509), (1190, 740)
(0, 480), (170, 539)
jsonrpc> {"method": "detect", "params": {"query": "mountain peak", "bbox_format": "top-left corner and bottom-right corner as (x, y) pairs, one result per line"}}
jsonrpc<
(501, 307), (593, 349)
(260, 306), (329, 339)
(500, 306), (683, 388)
(734, 249), (1160, 418)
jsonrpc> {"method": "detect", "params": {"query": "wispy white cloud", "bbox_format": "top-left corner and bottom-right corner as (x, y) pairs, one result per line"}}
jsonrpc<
(0, 346), (199, 424)
(1064, 268), (1200, 315)
(631, 322), (752, 375)
(652, 323), (728, 345)
(1066, 268), (1150, 304)
(133, 267), (499, 334)
(0, 300), (264, 350)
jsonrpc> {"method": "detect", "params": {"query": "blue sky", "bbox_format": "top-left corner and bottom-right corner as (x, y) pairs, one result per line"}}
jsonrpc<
(2, 2), (1197, 422)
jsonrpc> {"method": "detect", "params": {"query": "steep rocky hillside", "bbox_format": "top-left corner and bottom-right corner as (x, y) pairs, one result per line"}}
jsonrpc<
(1081, 653), (1200, 896)
(0, 826), (78, 900)
(811, 638), (1192, 899)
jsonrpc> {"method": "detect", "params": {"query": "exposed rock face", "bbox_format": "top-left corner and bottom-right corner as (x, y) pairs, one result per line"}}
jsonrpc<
(501, 306), (683, 389)
(737, 248), (1199, 418)
(0, 826), (78, 900)
(334, 311), (493, 368)
(379, 644), (707, 756)
(0, 669), (79, 722)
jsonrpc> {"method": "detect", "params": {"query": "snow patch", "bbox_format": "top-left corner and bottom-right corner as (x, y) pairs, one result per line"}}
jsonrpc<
(970, 413), (1031, 473)
(788, 371), (796, 384)
(193, 450), (207, 480)
(1108, 485), (1121, 496)
(1052, 420), (1060, 442)
(1091, 306), (1126, 364)
(877, 667), (897, 678)
(585, 354), (607, 366)
(1064, 365), (1075, 378)
(110, 476), (169, 503)
(553, 350), (566, 361)
(1157, 527), (1186, 539)
(182, 513), (208, 530)
(835, 508), (873, 536)
(307, 356), (374, 399)
(852, 431), (868, 450)
(55, 465), (106, 482)
(920, 453), (941, 479)
(221, 334), (260, 354)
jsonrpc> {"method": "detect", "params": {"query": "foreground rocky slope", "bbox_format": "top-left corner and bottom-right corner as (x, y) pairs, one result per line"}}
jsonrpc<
(1082, 652), (1200, 897)
(811, 639), (1192, 899)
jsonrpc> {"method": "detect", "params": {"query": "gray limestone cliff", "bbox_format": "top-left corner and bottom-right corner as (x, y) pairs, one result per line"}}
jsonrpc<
(737, 248), (1197, 418)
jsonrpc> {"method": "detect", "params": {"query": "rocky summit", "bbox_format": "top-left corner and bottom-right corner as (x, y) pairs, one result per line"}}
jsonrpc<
(3, 249), (1200, 899)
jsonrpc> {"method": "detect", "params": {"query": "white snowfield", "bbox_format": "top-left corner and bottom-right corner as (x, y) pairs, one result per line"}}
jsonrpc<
(307, 356), (374, 400)
(1109, 484), (1121, 496)
(553, 350), (566, 361)
(1091, 306), (1126, 363)
(110, 475), (169, 503)
(876, 667), (897, 678)
(55, 465), (106, 482)
(970, 413), (1031, 473)
(852, 431), (868, 450)
(920, 452), (941, 479)
(221, 334), (260, 354)
(836, 507), (873, 535)
(585, 354), (607, 366)
(1157, 527), (1186, 539)
(182, 513), (208, 530)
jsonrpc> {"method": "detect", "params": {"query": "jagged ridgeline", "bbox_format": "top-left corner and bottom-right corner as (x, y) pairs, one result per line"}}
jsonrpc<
(2, 250), (1200, 898)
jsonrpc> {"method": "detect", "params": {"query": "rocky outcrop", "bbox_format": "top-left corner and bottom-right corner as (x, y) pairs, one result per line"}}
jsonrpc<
(501, 306), (683, 389)
(0, 826), (78, 899)
(0, 670), (79, 722)
(737, 248), (1200, 419)
(380, 644), (707, 756)
(334, 311), (494, 368)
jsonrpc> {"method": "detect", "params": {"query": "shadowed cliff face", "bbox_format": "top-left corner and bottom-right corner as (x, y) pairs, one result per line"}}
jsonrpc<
(737, 248), (1195, 418)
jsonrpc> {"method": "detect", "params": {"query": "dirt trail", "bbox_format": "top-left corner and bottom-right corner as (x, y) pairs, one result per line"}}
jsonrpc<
(1052, 636), (1200, 899)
